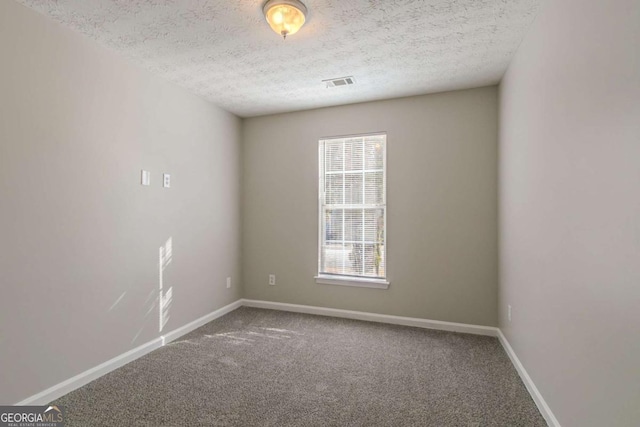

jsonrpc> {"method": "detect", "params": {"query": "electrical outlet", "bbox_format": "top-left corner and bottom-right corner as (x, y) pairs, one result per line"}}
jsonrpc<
(269, 274), (276, 286)
(226, 277), (231, 289)
(163, 173), (171, 188)
(508, 305), (512, 322)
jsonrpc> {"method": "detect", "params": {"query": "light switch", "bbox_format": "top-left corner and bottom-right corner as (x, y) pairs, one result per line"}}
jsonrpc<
(163, 173), (171, 188)
(141, 170), (150, 186)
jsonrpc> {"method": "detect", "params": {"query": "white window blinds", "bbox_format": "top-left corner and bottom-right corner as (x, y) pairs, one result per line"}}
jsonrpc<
(319, 134), (387, 279)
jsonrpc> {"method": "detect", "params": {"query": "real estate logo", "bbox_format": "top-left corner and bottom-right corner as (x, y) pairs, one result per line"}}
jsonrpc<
(0, 405), (65, 427)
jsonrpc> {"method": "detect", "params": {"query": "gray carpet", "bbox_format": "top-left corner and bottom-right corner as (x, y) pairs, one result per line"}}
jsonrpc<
(53, 307), (546, 426)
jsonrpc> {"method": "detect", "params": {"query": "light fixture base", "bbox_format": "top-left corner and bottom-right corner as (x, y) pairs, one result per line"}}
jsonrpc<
(263, 0), (308, 16)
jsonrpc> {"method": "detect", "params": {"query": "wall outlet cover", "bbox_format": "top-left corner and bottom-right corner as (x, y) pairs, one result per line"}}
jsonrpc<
(141, 170), (150, 186)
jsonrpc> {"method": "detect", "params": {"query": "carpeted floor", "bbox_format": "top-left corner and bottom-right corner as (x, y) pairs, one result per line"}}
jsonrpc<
(53, 307), (546, 426)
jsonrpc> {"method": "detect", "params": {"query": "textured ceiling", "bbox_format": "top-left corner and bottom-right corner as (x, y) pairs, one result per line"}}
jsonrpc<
(16, 0), (540, 117)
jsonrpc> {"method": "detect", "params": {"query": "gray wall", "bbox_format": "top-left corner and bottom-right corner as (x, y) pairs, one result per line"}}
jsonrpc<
(0, 1), (242, 404)
(243, 87), (498, 326)
(499, 0), (640, 426)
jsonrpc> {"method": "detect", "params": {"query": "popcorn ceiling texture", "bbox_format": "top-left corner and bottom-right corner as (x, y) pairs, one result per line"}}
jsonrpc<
(16, 0), (540, 117)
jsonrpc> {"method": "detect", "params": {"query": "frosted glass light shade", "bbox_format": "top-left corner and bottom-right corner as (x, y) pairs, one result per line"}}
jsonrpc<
(263, 0), (307, 39)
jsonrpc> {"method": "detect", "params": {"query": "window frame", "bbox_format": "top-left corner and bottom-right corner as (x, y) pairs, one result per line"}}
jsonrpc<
(315, 132), (390, 290)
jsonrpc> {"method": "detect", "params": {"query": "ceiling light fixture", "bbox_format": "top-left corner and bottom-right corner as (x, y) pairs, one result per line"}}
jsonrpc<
(263, 0), (307, 39)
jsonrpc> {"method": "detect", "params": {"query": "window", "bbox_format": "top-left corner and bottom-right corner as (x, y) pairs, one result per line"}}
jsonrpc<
(317, 133), (388, 289)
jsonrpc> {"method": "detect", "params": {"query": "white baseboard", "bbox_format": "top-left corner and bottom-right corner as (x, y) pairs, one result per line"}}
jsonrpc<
(16, 296), (558, 427)
(497, 329), (561, 427)
(242, 300), (558, 425)
(16, 337), (163, 406)
(241, 299), (499, 337)
(16, 299), (243, 405)
(161, 299), (242, 345)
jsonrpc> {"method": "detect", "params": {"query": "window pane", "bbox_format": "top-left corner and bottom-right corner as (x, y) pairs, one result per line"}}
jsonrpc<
(365, 137), (384, 170)
(344, 209), (363, 242)
(362, 243), (384, 276)
(325, 174), (343, 205)
(364, 209), (384, 242)
(325, 141), (344, 172)
(322, 242), (350, 275)
(344, 173), (363, 205)
(364, 171), (384, 205)
(324, 209), (343, 242)
(344, 138), (363, 171)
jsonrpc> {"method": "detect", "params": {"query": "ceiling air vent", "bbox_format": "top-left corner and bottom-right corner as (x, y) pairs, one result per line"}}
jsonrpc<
(323, 76), (356, 88)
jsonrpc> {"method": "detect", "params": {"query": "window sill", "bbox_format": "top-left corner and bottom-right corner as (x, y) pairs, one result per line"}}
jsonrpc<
(314, 275), (390, 290)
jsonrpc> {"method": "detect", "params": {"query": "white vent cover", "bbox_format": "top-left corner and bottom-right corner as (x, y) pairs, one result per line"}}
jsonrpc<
(323, 76), (356, 88)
